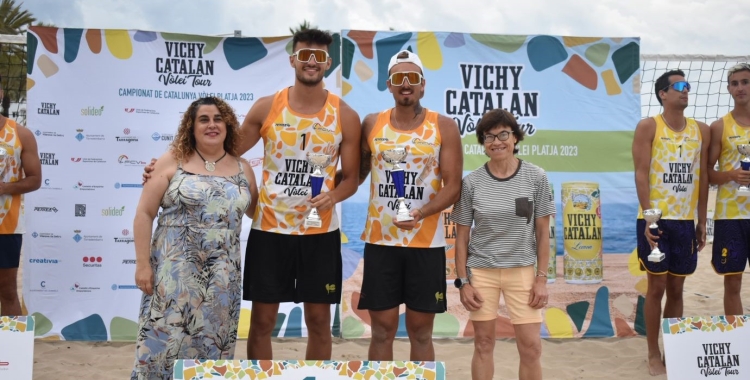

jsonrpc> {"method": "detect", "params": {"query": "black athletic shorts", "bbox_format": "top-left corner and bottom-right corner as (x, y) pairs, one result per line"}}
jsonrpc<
(243, 229), (342, 304)
(0, 234), (22, 269)
(357, 243), (447, 313)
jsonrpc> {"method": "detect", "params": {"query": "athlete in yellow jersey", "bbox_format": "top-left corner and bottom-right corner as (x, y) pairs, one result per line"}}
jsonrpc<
(356, 51), (463, 361)
(707, 63), (750, 316)
(0, 76), (42, 316)
(632, 69), (710, 376)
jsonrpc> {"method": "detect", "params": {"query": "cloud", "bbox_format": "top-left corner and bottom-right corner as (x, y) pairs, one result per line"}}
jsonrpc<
(20, 0), (750, 55)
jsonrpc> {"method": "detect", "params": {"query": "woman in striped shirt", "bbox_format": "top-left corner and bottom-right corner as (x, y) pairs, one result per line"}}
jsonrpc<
(451, 108), (555, 380)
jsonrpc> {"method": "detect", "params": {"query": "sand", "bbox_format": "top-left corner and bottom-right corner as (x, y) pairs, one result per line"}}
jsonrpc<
(11, 243), (745, 380)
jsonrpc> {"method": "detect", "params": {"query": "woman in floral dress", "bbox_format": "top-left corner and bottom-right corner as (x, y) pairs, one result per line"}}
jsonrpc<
(131, 97), (258, 379)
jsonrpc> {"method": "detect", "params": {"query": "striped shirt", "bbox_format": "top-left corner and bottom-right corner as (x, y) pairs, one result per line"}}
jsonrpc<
(451, 160), (554, 268)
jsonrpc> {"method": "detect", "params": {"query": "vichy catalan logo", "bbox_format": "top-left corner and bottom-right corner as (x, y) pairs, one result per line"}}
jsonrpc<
(325, 283), (336, 294)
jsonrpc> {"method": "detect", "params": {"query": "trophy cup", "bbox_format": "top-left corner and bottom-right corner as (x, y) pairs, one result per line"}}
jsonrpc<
(642, 208), (665, 262)
(737, 144), (750, 196)
(304, 152), (332, 228)
(382, 147), (413, 222)
(0, 147), (8, 178)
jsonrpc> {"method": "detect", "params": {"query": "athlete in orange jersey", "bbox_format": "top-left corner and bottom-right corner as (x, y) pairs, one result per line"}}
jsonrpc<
(237, 30), (361, 361)
(0, 76), (42, 316)
(356, 50), (463, 361)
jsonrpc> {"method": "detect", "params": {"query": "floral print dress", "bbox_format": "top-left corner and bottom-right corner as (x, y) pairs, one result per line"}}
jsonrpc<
(131, 162), (250, 380)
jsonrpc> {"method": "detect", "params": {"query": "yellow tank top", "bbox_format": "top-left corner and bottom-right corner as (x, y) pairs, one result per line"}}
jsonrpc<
(714, 112), (750, 219)
(251, 88), (343, 235)
(361, 109), (446, 248)
(0, 119), (25, 234)
(637, 115), (702, 220)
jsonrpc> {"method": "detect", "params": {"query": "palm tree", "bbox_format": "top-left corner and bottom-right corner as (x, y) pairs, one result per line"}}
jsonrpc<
(0, 0), (35, 35)
(0, 0), (37, 119)
(289, 19), (317, 35)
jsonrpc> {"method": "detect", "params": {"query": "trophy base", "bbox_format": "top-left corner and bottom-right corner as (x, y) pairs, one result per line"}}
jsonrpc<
(304, 219), (322, 228)
(648, 252), (665, 262)
(396, 214), (414, 222)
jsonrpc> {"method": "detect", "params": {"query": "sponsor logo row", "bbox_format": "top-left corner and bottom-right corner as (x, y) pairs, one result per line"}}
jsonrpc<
(27, 281), (140, 293)
(32, 205), (127, 217)
(37, 103), (161, 117)
(31, 228), (134, 243)
(40, 179), (143, 191)
(36, 126), (175, 143)
(40, 152), (150, 166)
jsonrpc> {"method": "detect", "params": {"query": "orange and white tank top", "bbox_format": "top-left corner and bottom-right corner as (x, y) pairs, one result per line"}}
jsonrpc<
(361, 108), (446, 248)
(637, 115), (702, 220)
(251, 88), (343, 235)
(0, 118), (25, 234)
(714, 112), (750, 219)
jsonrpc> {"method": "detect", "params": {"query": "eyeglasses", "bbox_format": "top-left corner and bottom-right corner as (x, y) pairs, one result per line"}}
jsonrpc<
(728, 63), (750, 78)
(388, 71), (423, 86)
(483, 131), (512, 143)
(663, 81), (691, 92)
(292, 48), (329, 63)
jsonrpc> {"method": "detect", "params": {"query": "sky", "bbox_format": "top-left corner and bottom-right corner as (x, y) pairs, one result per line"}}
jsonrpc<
(21, 0), (750, 56)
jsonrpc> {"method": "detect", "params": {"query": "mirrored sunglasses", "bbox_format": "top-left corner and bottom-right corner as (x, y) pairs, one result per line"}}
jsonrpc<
(664, 81), (691, 92)
(292, 48), (329, 63)
(389, 71), (423, 86)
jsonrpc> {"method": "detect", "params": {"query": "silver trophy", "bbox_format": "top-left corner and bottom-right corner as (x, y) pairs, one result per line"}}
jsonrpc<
(382, 147), (413, 222)
(304, 152), (332, 228)
(642, 208), (665, 262)
(0, 147), (8, 179)
(737, 144), (750, 196)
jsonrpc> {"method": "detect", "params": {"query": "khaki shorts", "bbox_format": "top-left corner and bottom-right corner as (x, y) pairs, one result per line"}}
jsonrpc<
(469, 265), (542, 324)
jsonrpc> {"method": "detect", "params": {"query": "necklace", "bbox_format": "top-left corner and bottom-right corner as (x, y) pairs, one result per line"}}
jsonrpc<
(661, 114), (686, 133)
(195, 149), (227, 172)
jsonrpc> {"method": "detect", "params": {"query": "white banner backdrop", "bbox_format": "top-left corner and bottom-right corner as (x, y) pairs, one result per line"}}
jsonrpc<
(663, 315), (749, 379)
(23, 27), (341, 340)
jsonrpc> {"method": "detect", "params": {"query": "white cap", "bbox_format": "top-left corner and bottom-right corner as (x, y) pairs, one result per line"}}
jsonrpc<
(388, 50), (424, 72)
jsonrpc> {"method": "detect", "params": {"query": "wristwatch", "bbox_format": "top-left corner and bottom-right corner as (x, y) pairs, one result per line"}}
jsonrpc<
(454, 277), (469, 289)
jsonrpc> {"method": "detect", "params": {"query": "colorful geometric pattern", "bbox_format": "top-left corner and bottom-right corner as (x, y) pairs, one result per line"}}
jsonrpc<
(662, 315), (749, 335)
(26, 26), (341, 91)
(0, 316), (35, 333)
(173, 360), (446, 380)
(342, 31), (639, 95)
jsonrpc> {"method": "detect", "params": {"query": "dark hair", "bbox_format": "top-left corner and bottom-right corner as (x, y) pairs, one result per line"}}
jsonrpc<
(654, 69), (686, 106)
(292, 29), (333, 51)
(171, 97), (241, 162)
(476, 109), (525, 154)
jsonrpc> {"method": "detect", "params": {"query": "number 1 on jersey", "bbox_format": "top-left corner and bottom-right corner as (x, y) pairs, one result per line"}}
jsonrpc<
(300, 133), (309, 150)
